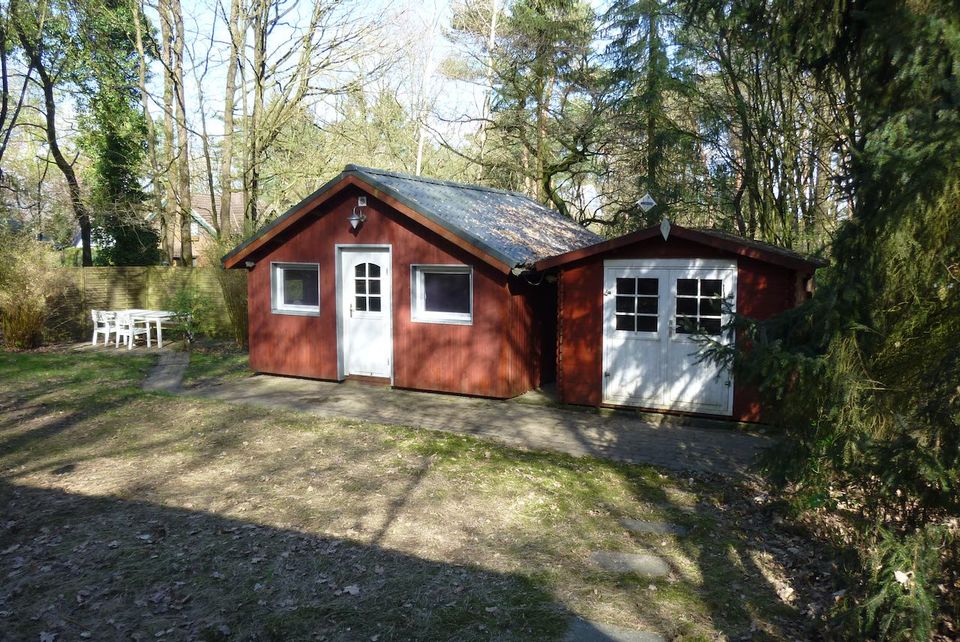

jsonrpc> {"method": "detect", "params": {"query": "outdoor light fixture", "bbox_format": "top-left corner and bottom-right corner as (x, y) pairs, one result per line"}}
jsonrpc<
(245, 260), (255, 268)
(348, 198), (367, 230)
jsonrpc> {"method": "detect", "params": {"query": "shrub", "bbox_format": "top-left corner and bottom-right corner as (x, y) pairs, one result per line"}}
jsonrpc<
(162, 286), (219, 343)
(0, 232), (71, 349)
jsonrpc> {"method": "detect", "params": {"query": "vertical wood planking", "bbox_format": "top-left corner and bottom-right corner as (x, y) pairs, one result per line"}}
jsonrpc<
(556, 237), (806, 421)
(244, 185), (543, 398)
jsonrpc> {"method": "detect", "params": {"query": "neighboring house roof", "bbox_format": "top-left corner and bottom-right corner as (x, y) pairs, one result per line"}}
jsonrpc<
(223, 165), (604, 272)
(534, 222), (828, 272)
(192, 192), (246, 236)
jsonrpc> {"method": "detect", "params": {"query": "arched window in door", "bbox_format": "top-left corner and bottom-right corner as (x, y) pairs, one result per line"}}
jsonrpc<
(354, 262), (382, 312)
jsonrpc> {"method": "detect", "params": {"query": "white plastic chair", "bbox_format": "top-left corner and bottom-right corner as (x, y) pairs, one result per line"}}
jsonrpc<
(114, 312), (149, 350)
(90, 310), (116, 346)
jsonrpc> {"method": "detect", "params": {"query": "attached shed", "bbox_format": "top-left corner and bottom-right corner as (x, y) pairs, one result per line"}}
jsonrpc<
(534, 223), (825, 422)
(222, 165), (602, 398)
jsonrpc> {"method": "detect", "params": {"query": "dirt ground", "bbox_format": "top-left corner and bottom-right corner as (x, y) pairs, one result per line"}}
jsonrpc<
(0, 349), (840, 641)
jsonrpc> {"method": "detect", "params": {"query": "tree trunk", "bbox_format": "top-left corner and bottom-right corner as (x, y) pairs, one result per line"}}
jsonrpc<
(16, 21), (92, 265)
(170, 0), (193, 266)
(159, 0), (178, 262)
(475, 0), (498, 181)
(645, 8), (660, 224)
(218, 0), (242, 237)
(246, 0), (267, 226)
(132, 1), (170, 263)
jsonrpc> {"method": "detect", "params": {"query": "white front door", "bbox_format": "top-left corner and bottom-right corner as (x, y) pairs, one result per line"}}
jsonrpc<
(339, 247), (392, 378)
(602, 260), (736, 415)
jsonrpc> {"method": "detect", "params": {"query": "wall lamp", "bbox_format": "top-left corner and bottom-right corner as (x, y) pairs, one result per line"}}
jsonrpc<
(245, 260), (255, 268)
(349, 196), (367, 230)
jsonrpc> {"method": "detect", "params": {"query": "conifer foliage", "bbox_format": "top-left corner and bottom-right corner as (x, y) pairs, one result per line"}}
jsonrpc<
(714, 0), (960, 637)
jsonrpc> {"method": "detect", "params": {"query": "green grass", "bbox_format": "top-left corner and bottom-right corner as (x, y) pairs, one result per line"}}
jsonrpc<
(182, 340), (251, 387)
(0, 349), (813, 641)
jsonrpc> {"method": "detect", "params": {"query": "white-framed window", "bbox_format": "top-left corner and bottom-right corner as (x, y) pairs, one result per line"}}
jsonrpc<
(675, 278), (723, 335)
(411, 264), (472, 325)
(615, 276), (659, 333)
(271, 262), (320, 315)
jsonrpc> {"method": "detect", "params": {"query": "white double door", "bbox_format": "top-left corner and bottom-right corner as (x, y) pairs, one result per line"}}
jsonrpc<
(602, 260), (737, 415)
(338, 247), (392, 379)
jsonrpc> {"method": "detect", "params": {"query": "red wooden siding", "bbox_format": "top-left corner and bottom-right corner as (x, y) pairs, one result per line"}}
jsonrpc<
(556, 236), (809, 422)
(246, 185), (542, 398)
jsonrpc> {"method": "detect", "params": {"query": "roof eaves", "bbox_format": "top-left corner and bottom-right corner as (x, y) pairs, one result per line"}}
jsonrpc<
(533, 224), (826, 272)
(190, 210), (218, 235)
(221, 170), (348, 268)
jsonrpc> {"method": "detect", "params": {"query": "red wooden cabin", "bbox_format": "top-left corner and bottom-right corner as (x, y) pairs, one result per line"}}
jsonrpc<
(224, 165), (824, 421)
(222, 165), (601, 398)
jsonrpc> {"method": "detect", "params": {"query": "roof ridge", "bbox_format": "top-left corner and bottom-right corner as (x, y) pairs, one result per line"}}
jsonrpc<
(344, 164), (547, 206)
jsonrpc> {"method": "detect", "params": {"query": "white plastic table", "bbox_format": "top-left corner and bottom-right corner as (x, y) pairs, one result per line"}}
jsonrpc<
(123, 309), (178, 349)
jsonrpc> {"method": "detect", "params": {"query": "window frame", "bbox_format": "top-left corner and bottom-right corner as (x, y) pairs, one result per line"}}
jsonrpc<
(410, 264), (473, 325)
(271, 261), (321, 316)
(674, 277), (724, 337)
(614, 276), (660, 335)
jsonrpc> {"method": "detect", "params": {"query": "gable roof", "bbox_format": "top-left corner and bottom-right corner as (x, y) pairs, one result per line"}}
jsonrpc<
(534, 222), (828, 272)
(222, 165), (603, 272)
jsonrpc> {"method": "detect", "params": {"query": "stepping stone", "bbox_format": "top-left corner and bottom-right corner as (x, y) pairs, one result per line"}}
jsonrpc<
(565, 617), (665, 642)
(589, 551), (669, 577)
(621, 519), (687, 536)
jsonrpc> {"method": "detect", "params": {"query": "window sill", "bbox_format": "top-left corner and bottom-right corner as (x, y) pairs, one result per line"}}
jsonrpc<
(271, 307), (320, 317)
(411, 314), (473, 326)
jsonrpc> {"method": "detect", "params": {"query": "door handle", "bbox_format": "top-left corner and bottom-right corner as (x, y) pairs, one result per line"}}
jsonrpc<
(349, 303), (353, 318)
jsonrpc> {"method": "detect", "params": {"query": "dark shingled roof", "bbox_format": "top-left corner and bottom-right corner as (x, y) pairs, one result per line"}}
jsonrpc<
(223, 165), (603, 270)
(345, 165), (602, 267)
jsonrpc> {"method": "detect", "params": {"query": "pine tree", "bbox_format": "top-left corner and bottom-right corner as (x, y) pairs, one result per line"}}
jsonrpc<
(708, 0), (960, 636)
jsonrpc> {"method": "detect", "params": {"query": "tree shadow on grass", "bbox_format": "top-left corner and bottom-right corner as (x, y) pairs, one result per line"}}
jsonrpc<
(0, 480), (568, 642)
(613, 464), (828, 641)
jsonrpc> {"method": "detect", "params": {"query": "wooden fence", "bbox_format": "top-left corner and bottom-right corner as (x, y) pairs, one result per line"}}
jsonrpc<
(55, 267), (245, 339)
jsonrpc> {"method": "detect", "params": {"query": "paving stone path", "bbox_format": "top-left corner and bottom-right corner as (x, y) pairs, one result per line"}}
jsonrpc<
(565, 618), (666, 642)
(573, 517), (692, 640)
(184, 374), (770, 476)
(589, 551), (670, 577)
(142, 351), (189, 393)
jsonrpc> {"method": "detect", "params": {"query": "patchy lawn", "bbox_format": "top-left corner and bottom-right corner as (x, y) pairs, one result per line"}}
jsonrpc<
(182, 340), (251, 388)
(0, 349), (833, 641)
